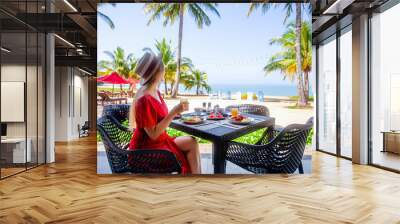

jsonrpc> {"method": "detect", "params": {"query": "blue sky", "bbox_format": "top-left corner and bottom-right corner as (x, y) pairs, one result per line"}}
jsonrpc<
(98, 3), (311, 85)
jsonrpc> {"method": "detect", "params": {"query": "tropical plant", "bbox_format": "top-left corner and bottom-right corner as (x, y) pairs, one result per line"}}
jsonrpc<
(181, 70), (211, 95)
(248, 2), (311, 106)
(300, 21), (312, 99)
(98, 47), (137, 78)
(264, 21), (311, 105)
(144, 38), (176, 95)
(144, 39), (194, 95)
(144, 3), (220, 98)
(98, 47), (139, 90)
(98, 3), (116, 29)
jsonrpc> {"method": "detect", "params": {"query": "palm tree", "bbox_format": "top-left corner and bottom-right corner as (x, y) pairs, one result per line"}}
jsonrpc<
(98, 47), (137, 79)
(144, 3), (220, 98)
(98, 47), (139, 91)
(264, 21), (311, 105)
(144, 38), (176, 95)
(300, 21), (312, 99)
(181, 69), (211, 95)
(248, 2), (310, 106)
(144, 39), (194, 95)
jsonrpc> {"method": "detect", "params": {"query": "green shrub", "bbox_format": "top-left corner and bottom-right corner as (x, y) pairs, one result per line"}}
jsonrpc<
(167, 128), (210, 143)
(289, 95), (314, 102)
(234, 128), (266, 144)
(306, 128), (313, 145)
(97, 131), (102, 142)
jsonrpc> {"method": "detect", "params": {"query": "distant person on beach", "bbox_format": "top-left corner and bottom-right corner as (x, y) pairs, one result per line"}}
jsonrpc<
(128, 52), (201, 174)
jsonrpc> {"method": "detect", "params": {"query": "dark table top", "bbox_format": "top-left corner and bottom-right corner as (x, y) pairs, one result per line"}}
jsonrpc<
(169, 113), (275, 142)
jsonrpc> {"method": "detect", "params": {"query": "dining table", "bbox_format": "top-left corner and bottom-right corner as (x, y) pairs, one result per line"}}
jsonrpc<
(169, 113), (275, 174)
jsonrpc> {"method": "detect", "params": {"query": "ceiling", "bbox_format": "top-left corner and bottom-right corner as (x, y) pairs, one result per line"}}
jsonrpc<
(312, 0), (389, 43)
(0, 0), (98, 75)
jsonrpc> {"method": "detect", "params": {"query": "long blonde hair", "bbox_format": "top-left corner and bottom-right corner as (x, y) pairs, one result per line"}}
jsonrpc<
(129, 63), (164, 130)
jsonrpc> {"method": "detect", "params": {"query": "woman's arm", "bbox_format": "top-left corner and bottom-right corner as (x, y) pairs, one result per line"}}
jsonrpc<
(129, 99), (136, 131)
(144, 103), (185, 140)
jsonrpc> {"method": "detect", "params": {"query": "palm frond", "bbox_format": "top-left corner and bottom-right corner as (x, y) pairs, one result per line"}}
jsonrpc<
(248, 2), (273, 16)
(98, 12), (115, 29)
(282, 4), (294, 24)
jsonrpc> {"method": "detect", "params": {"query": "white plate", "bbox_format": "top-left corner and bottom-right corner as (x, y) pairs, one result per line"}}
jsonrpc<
(181, 116), (204, 125)
(228, 117), (254, 125)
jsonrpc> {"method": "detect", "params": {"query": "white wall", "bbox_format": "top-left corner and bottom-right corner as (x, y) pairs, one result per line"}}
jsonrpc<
(1, 65), (28, 138)
(312, 45), (317, 150)
(54, 67), (89, 141)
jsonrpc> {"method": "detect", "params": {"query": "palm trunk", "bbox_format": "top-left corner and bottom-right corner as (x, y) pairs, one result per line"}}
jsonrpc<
(172, 4), (184, 98)
(295, 3), (307, 106)
(304, 71), (309, 100)
(164, 80), (168, 96)
(170, 82), (174, 95)
(196, 85), (200, 95)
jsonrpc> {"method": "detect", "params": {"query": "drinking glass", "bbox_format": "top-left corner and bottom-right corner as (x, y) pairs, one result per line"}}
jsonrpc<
(180, 98), (189, 111)
(202, 102), (207, 111)
(231, 107), (239, 117)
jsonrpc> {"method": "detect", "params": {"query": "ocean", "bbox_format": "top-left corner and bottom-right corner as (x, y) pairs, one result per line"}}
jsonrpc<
(180, 84), (304, 97)
(100, 83), (309, 97)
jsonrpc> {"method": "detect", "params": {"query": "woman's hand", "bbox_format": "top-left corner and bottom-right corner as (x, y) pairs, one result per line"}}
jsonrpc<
(170, 102), (187, 116)
(145, 102), (187, 140)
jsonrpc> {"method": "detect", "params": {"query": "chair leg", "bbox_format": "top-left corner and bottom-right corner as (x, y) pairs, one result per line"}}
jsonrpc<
(298, 162), (304, 174)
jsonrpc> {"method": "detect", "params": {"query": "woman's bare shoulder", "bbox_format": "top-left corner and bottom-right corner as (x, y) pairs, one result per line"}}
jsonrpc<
(134, 88), (149, 103)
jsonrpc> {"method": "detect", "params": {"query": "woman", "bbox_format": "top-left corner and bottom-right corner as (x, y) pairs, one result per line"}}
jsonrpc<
(128, 52), (201, 174)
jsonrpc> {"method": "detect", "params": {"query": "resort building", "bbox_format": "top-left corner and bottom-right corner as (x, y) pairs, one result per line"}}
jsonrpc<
(0, 0), (399, 222)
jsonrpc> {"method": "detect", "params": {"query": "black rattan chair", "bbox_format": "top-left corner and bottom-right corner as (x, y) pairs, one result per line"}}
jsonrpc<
(225, 104), (270, 117)
(226, 104), (272, 143)
(102, 104), (131, 123)
(78, 121), (90, 138)
(97, 115), (181, 174)
(226, 120), (313, 174)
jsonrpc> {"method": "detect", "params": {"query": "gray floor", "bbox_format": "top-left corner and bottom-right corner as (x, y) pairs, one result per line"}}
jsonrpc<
(97, 151), (312, 174)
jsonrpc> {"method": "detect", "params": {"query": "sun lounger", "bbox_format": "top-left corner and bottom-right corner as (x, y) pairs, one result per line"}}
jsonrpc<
(98, 92), (128, 105)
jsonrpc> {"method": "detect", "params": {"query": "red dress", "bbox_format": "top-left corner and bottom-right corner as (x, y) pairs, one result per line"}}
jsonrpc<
(128, 91), (190, 174)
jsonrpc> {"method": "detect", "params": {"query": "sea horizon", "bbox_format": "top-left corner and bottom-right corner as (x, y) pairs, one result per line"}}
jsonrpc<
(181, 83), (311, 97)
(99, 83), (312, 97)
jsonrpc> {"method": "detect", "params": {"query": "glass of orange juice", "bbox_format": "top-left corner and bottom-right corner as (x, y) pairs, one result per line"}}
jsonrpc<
(231, 107), (239, 117)
(180, 98), (189, 111)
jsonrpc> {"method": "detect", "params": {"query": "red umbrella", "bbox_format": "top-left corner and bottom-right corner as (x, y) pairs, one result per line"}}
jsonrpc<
(97, 72), (130, 94)
(97, 72), (130, 84)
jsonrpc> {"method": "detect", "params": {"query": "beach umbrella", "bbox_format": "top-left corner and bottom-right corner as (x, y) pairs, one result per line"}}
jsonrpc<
(97, 72), (130, 93)
(97, 71), (130, 84)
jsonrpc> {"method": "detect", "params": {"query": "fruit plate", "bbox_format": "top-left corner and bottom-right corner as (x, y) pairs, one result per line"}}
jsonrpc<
(228, 116), (254, 125)
(181, 116), (204, 125)
(207, 116), (225, 120)
(207, 112), (225, 120)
